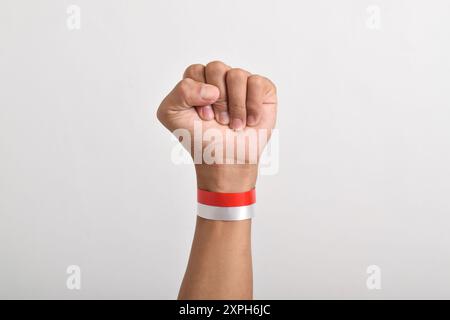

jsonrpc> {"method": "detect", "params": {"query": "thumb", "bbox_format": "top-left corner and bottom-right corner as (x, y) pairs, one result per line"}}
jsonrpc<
(159, 78), (220, 112)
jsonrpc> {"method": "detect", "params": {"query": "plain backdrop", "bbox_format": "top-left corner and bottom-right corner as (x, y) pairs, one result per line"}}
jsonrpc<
(1, 0), (450, 299)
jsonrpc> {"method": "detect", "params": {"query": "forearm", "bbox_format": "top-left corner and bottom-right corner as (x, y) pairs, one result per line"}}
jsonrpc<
(178, 217), (253, 300)
(178, 166), (256, 300)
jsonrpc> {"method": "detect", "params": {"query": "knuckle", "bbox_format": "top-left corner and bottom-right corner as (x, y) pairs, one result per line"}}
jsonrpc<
(227, 68), (248, 81)
(248, 74), (265, 87)
(176, 78), (193, 99)
(248, 74), (276, 93)
(183, 64), (204, 78)
(206, 60), (228, 74)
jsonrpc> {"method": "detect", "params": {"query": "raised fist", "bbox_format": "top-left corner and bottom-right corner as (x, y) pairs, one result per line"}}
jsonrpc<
(157, 61), (277, 192)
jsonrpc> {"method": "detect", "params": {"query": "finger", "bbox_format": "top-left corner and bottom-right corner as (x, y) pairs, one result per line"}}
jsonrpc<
(183, 63), (206, 82)
(246, 75), (270, 126)
(226, 68), (250, 130)
(183, 64), (214, 120)
(159, 78), (219, 114)
(205, 61), (231, 125)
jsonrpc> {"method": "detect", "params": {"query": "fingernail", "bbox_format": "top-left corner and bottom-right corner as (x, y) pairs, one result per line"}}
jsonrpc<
(230, 119), (244, 131)
(202, 106), (214, 120)
(218, 111), (230, 124)
(247, 115), (257, 126)
(200, 85), (218, 101)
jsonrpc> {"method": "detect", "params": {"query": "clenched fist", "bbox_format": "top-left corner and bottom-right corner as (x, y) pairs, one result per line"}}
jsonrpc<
(157, 61), (277, 193)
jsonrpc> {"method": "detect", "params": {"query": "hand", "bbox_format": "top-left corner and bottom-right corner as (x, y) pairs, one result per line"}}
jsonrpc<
(157, 61), (277, 192)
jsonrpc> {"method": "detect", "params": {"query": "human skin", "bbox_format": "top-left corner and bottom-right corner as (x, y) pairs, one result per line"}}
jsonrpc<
(157, 61), (277, 300)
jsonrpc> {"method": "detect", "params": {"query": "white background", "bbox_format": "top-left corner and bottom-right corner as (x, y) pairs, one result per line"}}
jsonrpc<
(1, 0), (449, 299)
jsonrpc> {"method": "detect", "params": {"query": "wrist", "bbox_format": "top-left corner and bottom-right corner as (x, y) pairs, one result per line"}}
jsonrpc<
(195, 164), (258, 193)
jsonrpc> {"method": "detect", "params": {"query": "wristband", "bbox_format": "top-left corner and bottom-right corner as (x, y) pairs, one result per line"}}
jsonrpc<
(197, 188), (256, 221)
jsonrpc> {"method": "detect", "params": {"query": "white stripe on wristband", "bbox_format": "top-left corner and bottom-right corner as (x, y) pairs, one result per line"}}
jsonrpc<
(197, 189), (256, 221)
(197, 203), (256, 221)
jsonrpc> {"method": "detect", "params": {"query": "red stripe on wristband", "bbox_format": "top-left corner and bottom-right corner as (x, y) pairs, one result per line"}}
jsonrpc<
(197, 188), (256, 207)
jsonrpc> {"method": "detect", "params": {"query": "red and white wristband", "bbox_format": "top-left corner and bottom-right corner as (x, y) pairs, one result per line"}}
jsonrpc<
(197, 188), (256, 221)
